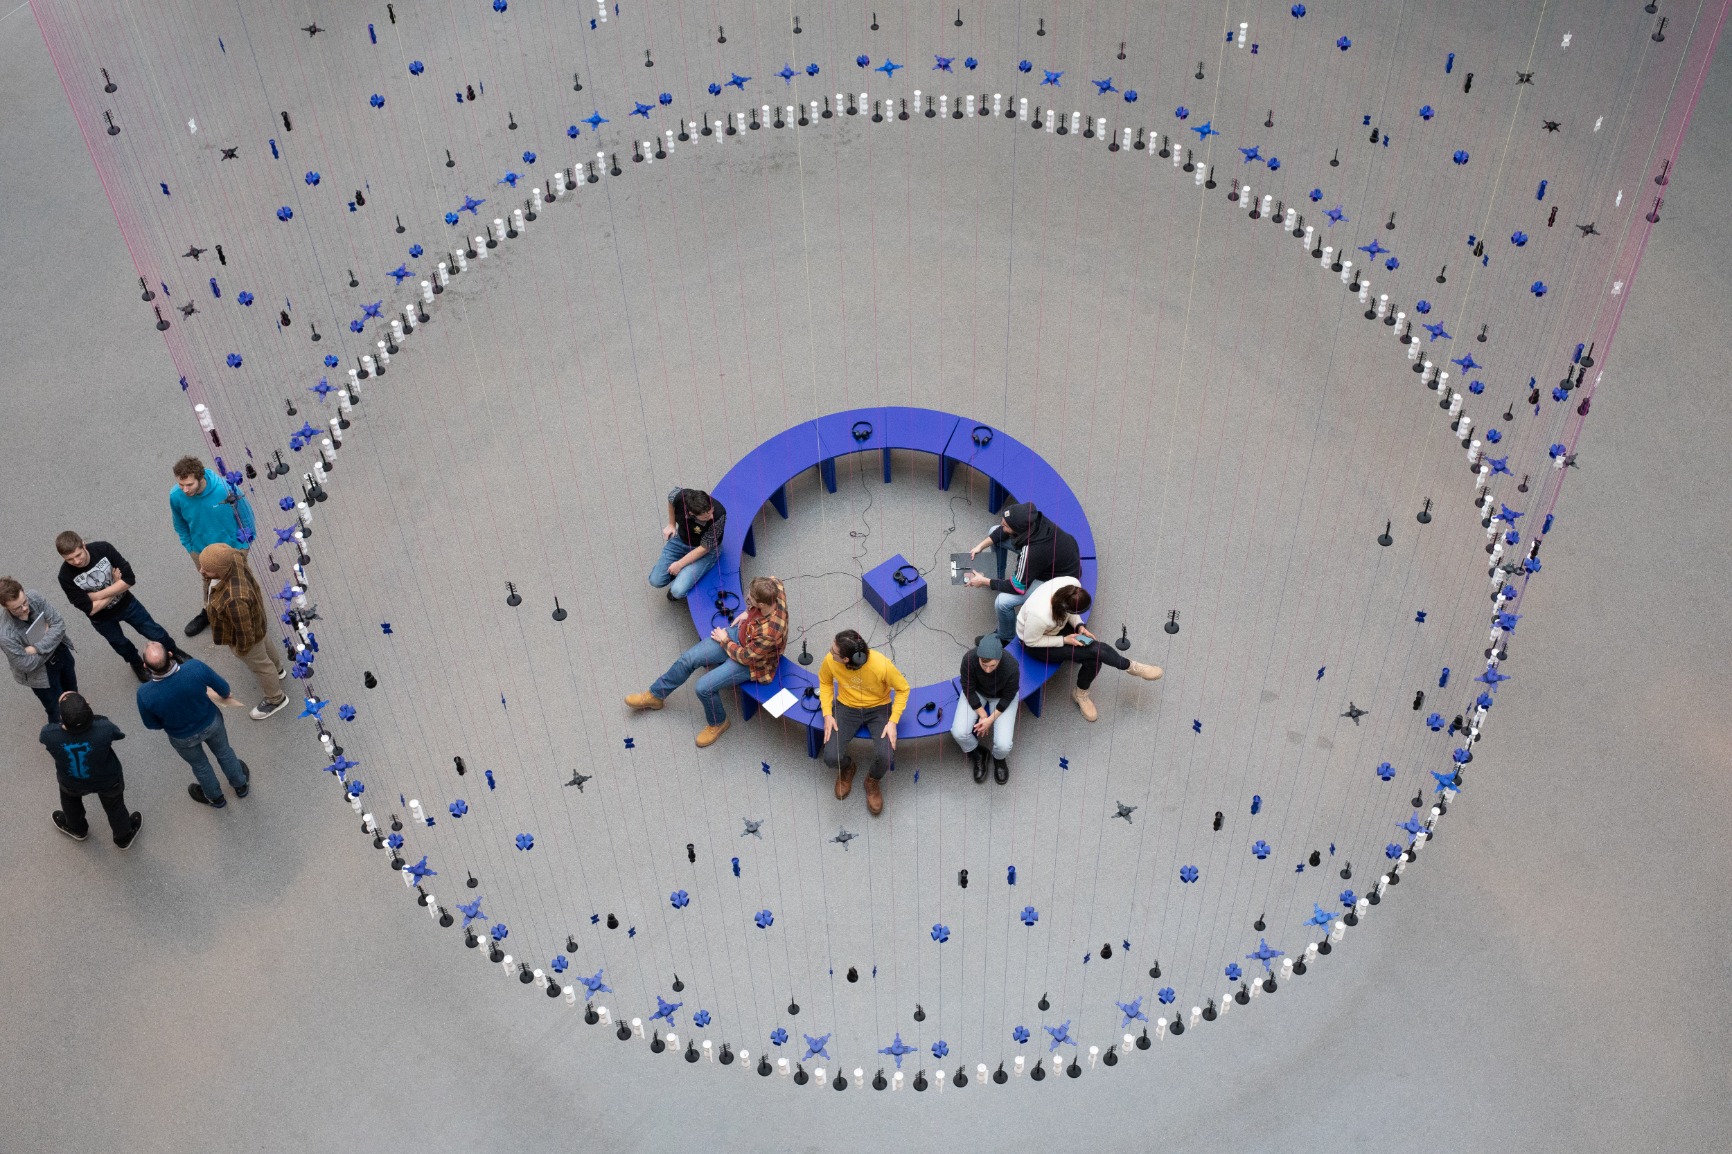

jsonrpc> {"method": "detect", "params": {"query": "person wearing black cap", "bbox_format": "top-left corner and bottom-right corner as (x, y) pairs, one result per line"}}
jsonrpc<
(962, 502), (1082, 643)
(950, 634), (1019, 784)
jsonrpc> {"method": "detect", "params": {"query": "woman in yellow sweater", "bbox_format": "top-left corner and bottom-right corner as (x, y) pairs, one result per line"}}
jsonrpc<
(818, 629), (910, 816)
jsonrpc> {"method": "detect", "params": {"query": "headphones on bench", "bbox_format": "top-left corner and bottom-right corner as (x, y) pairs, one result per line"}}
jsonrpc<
(851, 420), (875, 443)
(971, 425), (994, 448)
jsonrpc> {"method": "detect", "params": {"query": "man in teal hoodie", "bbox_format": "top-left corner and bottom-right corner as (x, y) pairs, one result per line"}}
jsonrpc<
(169, 456), (255, 637)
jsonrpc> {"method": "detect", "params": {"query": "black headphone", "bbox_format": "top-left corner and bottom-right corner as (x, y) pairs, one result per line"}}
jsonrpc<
(714, 589), (741, 615)
(971, 425), (994, 448)
(851, 420), (874, 443)
(891, 564), (920, 587)
(840, 634), (870, 668)
(918, 699), (943, 726)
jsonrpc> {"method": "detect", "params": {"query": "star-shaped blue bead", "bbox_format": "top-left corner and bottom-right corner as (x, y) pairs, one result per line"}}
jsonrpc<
(876, 59), (902, 77)
(879, 1032), (917, 1068)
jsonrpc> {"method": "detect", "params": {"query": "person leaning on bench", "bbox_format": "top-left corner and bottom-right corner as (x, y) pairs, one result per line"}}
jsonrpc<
(962, 502), (1082, 643)
(1016, 578), (1162, 722)
(820, 629), (910, 818)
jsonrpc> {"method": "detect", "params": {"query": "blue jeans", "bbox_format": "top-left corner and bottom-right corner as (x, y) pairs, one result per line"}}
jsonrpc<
(650, 628), (752, 725)
(88, 596), (175, 666)
(648, 537), (718, 600)
(168, 713), (249, 803)
(994, 578), (1045, 642)
(950, 692), (1017, 759)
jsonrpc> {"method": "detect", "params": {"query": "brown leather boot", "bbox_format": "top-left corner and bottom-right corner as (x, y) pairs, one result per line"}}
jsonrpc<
(834, 756), (856, 800)
(696, 718), (730, 747)
(624, 692), (664, 710)
(1072, 687), (1098, 722)
(865, 773), (884, 816)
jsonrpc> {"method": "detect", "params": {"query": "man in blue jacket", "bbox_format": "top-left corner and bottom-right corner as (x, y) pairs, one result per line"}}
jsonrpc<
(170, 456), (255, 638)
(136, 641), (251, 808)
(40, 691), (140, 848)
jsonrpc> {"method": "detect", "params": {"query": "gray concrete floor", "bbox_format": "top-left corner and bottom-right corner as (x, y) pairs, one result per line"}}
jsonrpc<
(1, 4), (1729, 1152)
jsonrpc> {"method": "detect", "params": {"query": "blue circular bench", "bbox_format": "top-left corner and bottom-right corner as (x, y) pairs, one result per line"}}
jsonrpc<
(684, 407), (1098, 757)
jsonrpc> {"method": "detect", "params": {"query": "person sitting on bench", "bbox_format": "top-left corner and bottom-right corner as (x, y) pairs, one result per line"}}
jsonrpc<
(820, 629), (910, 817)
(650, 487), (726, 601)
(625, 576), (788, 748)
(1016, 578), (1162, 721)
(951, 633), (1019, 785)
(962, 502), (1081, 642)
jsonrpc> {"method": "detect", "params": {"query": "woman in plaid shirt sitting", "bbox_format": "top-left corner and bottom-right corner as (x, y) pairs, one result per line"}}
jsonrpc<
(627, 576), (788, 747)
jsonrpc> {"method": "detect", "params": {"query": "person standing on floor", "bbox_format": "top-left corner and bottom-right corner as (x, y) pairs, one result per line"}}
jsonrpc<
(820, 629), (911, 817)
(1016, 577), (1163, 721)
(626, 576), (789, 747)
(40, 691), (140, 849)
(135, 642), (252, 809)
(0, 576), (78, 724)
(962, 502), (1083, 643)
(196, 544), (288, 719)
(170, 456), (255, 637)
(950, 633), (1020, 785)
(55, 531), (182, 683)
(649, 487), (726, 602)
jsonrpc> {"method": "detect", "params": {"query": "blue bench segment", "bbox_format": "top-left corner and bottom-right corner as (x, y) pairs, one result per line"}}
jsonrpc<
(862, 554), (928, 624)
(686, 408), (1097, 754)
(940, 422), (1097, 560)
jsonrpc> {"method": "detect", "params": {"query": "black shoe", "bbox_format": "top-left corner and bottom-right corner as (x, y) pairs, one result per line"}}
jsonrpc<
(130, 661), (150, 683)
(970, 747), (989, 783)
(993, 758), (1009, 785)
(184, 610), (210, 638)
(666, 588), (678, 602)
(115, 813), (142, 849)
(235, 769), (250, 800)
(187, 782), (227, 808)
(53, 811), (88, 841)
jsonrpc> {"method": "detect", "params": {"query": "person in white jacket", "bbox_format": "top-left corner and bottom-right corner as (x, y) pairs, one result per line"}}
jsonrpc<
(1015, 577), (1162, 721)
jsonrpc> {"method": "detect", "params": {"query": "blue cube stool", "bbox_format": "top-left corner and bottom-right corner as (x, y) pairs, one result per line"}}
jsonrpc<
(862, 554), (927, 625)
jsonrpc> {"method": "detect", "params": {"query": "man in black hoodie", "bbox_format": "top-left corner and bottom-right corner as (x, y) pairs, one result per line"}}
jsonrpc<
(963, 502), (1082, 643)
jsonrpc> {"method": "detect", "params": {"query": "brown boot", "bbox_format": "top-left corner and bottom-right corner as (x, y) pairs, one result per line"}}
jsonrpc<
(1072, 687), (1098, 722)
(624, 691), (664, 710)
(696, 718), (730, 747)
(834, 757), (856, 800)
(865, 774), (884, 816)
(1128, 661), (1164, 681)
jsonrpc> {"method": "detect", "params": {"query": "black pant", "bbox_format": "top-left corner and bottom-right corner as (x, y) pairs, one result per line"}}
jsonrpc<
(1024, 636), (1129, 691)
(824, 701), (895, 780)
(29, 645), (78, 723)
(87, 595), (174, 666)
(60, 783), (131, 840)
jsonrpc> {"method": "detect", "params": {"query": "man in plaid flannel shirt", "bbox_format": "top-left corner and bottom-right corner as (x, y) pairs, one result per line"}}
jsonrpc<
(626, 576), (787, 747)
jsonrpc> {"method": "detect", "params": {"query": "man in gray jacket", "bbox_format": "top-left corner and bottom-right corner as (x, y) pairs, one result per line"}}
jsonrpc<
(0, 576), (79, 723)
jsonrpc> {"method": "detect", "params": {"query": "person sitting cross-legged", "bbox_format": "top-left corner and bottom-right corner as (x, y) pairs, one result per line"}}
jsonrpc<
(1016, 578), (1162, 722)
(626, 576), (788, 747)
(820, 630), (910, 817)
(649, 487), (727, 602)
(950, 634), (1020, 785)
